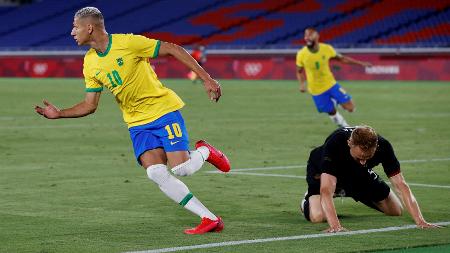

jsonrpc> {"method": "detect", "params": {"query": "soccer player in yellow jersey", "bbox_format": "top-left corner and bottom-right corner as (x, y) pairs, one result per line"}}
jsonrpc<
(296, 28), (371, 127)
(34, 7), (230, 235)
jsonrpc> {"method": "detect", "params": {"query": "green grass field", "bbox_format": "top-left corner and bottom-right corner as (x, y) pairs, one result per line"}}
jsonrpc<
(0, 78), (449, 253)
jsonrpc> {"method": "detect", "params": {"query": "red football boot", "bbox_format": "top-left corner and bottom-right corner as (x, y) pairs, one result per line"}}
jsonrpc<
(184, 216), (224, 235)
(195, 140), (231, 172)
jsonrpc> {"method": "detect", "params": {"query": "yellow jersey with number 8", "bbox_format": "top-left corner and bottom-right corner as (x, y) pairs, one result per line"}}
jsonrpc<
(296, 43), (337, 95)
(83, 34), (184, 128)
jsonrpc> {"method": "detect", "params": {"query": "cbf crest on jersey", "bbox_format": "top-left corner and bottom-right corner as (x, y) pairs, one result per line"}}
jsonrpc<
(116, 57), (124, 66)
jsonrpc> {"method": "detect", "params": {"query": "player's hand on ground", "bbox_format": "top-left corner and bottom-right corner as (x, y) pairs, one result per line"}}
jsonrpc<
(416, 221), (443, 229)
(324, 226), (348, 233)
(35, 100), (61, 119)
(203, 78), (222, 102)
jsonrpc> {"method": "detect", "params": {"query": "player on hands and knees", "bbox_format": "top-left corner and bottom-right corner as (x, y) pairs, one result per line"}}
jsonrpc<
(296, 28), (372, 127)
(34, 7), (230, 234)
(300, 126), (440, 232)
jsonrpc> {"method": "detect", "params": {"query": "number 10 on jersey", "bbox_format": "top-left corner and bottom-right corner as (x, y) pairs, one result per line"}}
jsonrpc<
(107, 70), (123, 87)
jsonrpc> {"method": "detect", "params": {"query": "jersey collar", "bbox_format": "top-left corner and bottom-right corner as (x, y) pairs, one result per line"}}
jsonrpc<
(96, 34), (112, 57)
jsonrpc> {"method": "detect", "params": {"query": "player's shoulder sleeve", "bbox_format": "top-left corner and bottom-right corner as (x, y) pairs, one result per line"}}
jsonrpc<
(320, 130), (346, 177)
(127, 34), (161, 58)
(323, 43), (337, 58)
(379, 136), (401, 177)
(83, 51), (103, 92)
(296, 47), (306, 68)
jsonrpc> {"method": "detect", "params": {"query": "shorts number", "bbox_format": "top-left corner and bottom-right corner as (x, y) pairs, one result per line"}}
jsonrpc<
(107, 70), (123, 87)
(165, 123), (182, 139)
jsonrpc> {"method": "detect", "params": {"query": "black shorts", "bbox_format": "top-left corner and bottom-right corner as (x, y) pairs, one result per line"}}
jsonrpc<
(302, 148), (391, 220)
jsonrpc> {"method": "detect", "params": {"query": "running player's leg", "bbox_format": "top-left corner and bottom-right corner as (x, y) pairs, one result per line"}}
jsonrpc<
(129, 112), (225, 234)
(328, 84), (351, 126)
(341, 100), (355, 113)
(312, 88), (348, 127)
(132, 133), (196, 213)
(142, 150), (223, 233)
(156, 110), (226, 234)
(161, 111), (230, 175)
(331, 83), (354, 113)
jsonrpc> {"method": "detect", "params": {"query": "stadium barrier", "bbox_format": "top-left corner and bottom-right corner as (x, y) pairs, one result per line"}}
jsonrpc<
(0, 48), (449, 80)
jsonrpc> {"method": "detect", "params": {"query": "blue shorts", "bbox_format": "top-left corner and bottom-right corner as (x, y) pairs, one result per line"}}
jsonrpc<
(129, 110), (189, 163)
(312, 83), (352, 113)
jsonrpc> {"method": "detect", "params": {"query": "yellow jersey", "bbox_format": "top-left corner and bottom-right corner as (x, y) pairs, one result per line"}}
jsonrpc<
(296, 43), (337, 95)
(83, 34), (184, 128)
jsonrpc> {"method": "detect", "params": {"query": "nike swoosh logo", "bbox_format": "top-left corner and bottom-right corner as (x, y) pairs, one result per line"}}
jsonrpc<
(95, 71), (101, 76)
(170, 141), (180, 145)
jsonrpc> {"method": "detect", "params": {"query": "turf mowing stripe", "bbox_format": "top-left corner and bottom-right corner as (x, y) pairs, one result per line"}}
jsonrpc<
(230, 165), (306, 172)
(210, 171), (450, 189)
(123, 221), (450, 253)
(223, 157), (450, 173)
(225, 171), (306, 179)
(206, 157), (450, 189)
(1, 124), (101, 129)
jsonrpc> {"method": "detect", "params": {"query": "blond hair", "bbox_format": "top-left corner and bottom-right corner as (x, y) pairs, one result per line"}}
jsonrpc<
(349, 126), (378, 152)
(75, 7), (104, 25)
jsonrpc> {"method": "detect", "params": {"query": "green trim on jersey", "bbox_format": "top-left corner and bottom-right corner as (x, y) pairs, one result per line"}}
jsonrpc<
(179, 192), (193, 206)
(153, 40), (161, 58)
(97, 34), (112, 57)
(85, 87), (103, 92)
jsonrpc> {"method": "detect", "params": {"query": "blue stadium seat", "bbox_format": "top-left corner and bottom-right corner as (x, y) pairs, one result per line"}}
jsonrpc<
(0, 0), (448, 49)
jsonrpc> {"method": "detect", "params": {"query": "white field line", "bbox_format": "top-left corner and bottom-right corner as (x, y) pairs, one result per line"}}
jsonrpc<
(123, 221), (450, 253)
(405, 183), (450, 189)
(401, 158), (450, 163)
(206, 157), (450, 189)
(223, 157), (450, 173)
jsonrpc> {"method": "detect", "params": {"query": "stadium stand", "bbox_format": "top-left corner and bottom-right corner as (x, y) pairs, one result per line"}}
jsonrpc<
(0, 0), (448, 49)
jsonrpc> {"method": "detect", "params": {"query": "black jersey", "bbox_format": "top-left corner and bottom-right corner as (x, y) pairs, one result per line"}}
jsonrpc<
(309, 127), (401, 189)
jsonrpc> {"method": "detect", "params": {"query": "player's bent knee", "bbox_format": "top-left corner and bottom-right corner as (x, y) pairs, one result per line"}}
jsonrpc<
(341, 101), (355, 113)
(309, 212), (326, 223)
(344, 105), (355, 113)
(146, 164), (171, 185)
(387, 206), (403, 216)
(171, 159), (195, 176)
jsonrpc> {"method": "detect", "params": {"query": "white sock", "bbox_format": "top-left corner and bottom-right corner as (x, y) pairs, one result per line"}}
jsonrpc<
(196, 146), (210, 160)
(184, 196), (217, 220)
(329, 112), (349, 127)
(146, 164), (216, 219)
(171, 147), (210, 176)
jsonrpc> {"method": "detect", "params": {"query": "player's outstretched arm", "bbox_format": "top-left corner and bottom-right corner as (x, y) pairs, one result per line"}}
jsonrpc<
(35, 92), (101, 119)
(320, 173), (347, 233)
(158, 41), (221, 102)
(389, 173), (442, 229)
(335, 54), (372, 67)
